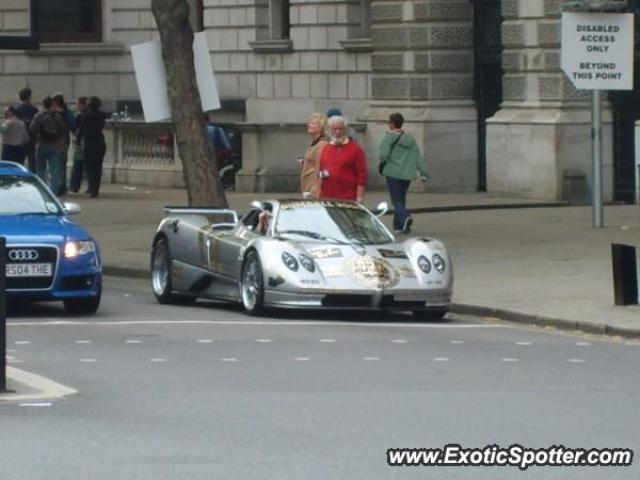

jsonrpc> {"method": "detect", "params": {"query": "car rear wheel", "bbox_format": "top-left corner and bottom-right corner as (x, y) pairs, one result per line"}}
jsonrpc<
(64, 291), (101, 315)
(240, 250), (264, 316)
(151, 237), (195, 305)
(412, 308), (448, 321)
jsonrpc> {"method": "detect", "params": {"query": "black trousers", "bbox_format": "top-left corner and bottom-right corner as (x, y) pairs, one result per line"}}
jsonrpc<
(84, 142), (106, 197)
(1, 144), (26, 164)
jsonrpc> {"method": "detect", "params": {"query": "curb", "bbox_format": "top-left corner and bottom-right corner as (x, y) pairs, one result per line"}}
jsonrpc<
(450, 303), (640, 340)
(102, 265), (640, 340)
(406, 202), (569, 215)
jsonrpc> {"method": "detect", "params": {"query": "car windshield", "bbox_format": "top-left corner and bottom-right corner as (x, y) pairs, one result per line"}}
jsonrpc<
(0, 175), (62, 215)
(275, 200), (394, 245)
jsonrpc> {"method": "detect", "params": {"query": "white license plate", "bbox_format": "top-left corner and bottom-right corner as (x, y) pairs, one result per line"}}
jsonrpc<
(6, 263), (52, 277)
(394, 292), (427, 302)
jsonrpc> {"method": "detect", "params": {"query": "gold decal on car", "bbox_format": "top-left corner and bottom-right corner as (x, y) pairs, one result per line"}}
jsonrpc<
(346, 257), (399, 289)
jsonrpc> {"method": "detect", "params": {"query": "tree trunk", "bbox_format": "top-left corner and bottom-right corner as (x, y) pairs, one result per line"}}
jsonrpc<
(151, 0), (227, 208)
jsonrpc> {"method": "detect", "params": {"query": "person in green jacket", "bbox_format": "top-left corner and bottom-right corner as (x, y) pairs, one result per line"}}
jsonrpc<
(378, 112), (427, 234)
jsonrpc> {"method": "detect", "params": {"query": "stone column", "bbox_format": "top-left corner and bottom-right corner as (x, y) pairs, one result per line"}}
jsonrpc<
(486, 0), (613, 201)
(360, 0), (477, 192)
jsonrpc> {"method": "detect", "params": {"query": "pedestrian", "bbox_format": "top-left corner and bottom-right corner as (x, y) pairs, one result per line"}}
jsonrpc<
(0, 106), (29, 164)
(69, 97), (88, 193)
(300, 112), (328, 198)
(52, 93), (74, 195)
(378, 112), (428, 234)
(76, 96), (107, 198)
(205, 113), (234, 188)
(319, 115), (367, 203)
(14, 87), (39, 172)
(30, 96), (67, 195)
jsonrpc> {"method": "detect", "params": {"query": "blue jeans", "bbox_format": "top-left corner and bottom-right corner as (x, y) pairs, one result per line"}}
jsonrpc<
(386, 176), (411, 231)
(36, 146), (64, 196)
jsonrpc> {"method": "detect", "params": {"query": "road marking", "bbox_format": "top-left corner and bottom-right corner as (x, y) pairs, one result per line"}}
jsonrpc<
(14, 341), (31, 345)
(392, 339), (408, 344)
(516, 342), (532, 346)
(576, 342), (591, 347)
(294, 357), (310, 361)
(79, 359), (97, 363)
(7, 359), (23, 364)
(19, 402), (52, 408)
(197, 339), (213, 344)
(75, 340), (92, 344)
(568, 358), (586, 363)
(502, 358), (519, 363)
(320, 339), (336, 343)
(8, 320), (508, 329)
(433, 357), (450, 362)
(7, 349), (16, 353)
(256, 339), (272, 343)
(220, 358), (237, 362)
(450, 340), (464, 345)
(150, 358), (167, 363)
(363, 356), (380, 361)
(125, 340), (142, 344)
(3, 367), (77, 402)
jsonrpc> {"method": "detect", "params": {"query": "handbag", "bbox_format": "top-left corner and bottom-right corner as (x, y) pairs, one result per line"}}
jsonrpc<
(378, 132), (403, 175)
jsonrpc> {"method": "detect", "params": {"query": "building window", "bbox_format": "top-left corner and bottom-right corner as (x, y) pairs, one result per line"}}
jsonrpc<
(341, 0), (371, 51)
(270, 0), (290, 40)
(250, 0), (292, 52)
(31, 0), (102, 43)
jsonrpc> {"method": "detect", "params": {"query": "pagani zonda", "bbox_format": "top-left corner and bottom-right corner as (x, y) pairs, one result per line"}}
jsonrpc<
(150, 199), (452, 318)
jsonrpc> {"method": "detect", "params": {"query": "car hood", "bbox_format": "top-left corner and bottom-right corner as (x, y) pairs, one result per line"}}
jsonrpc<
(0, 214), (91, 243)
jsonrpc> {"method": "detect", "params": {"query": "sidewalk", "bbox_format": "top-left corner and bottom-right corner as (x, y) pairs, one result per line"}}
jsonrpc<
(69, 183), (640, 338)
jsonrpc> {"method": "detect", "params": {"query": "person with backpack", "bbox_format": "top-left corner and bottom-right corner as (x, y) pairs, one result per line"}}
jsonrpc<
(378, 112), (428, 234)
(30, 96), (67, 196)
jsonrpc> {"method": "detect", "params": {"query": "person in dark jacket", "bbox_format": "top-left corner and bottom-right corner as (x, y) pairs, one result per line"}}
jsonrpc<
(14, 88), (39, 172)
(76, 96), (107, 198)
(52, 93), (74, 195)
(69, 97), (88, 193)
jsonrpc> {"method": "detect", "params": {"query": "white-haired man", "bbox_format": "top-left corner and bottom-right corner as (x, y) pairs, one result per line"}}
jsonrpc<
(318, 116), (367, 203)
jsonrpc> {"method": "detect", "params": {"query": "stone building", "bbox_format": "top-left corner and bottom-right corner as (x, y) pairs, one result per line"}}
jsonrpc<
(0, 0), (637, 201)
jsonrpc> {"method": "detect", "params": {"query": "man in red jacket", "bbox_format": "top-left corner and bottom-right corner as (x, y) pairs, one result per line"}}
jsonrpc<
(319, 116), (367, 203)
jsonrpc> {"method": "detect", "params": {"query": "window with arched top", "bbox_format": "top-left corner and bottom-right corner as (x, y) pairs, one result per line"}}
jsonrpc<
(31, 0), (102, 43)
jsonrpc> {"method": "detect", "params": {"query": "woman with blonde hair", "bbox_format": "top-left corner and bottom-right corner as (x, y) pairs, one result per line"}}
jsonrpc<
(299, 112), (328, 198)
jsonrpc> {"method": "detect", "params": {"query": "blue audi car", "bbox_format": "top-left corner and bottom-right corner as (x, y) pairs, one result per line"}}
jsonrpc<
(0, 161), (102, 314)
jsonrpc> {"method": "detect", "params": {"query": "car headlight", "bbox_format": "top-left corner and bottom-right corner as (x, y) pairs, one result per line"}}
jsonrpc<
(298, 254), (315, 273)
(281, 252), (299, 271)
(64, 240), (96, 258)
(417, 255), (431, 274)
(432, 254), (446, 273)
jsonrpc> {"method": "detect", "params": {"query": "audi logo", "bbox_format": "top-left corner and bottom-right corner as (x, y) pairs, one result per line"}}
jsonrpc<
(8, 249), (39, 261)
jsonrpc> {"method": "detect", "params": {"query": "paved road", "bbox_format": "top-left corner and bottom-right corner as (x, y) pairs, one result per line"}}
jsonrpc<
(2, 277), (639, 479)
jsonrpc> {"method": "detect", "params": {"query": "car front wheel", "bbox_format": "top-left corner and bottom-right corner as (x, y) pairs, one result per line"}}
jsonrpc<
(240, 250), (265, 316)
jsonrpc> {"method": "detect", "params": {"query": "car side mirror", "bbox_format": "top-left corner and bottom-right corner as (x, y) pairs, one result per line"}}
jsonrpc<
(63, 202), (82, 215)
(373, 201), (388, 217)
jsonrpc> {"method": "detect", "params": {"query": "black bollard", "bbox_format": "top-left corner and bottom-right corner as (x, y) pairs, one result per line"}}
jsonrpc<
(611, 243), (638, 306)
(0, 237), (6, 391)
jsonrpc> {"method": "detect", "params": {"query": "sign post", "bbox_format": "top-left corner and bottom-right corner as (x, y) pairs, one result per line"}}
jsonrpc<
(1, 237), (6, 392)
(561, 12), (634, 228)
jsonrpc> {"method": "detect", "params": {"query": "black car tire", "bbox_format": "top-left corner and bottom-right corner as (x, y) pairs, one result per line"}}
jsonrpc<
(412, 308), (448, 321)
(151, 237), (195, 305)
(240, 250), (265, 316)
(64, 291), (101, 315)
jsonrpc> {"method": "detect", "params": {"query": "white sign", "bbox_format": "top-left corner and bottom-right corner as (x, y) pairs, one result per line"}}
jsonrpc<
(561, 12), (634, 90)
(131, 32), (221, 123)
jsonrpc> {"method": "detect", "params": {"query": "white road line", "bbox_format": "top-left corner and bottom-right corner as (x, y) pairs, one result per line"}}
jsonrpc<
(294, 357), (310, 361)
(14, 341), (31, 345)
(220, 358), (237, 362)
(319, 339), (336, 343)
(256, 339), (272, 343)
(197, 339), (213, 344)
(516, 342), (532, 346)
(363, 356), (380, 361)
(150, 358), (167, 363)
(19, 402), (52, 408)
(568, 358), (586, 363)
(8, 319), (509, 329)
(75, 340), (92, 344)
(392, 339), (408, 344)
(7, 349), (16, 353)
(502, 358), (519, 363)
(433, 357), (450, 362)
(79, 359), (97, 363)
(450, 340), (464, 345)
(576, 342), (591, 347)
(125, 340), (142, 344)
(7, 359), (23, 364)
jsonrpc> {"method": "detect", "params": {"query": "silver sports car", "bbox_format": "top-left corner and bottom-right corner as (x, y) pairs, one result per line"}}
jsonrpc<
(150, 199), (453, 318)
